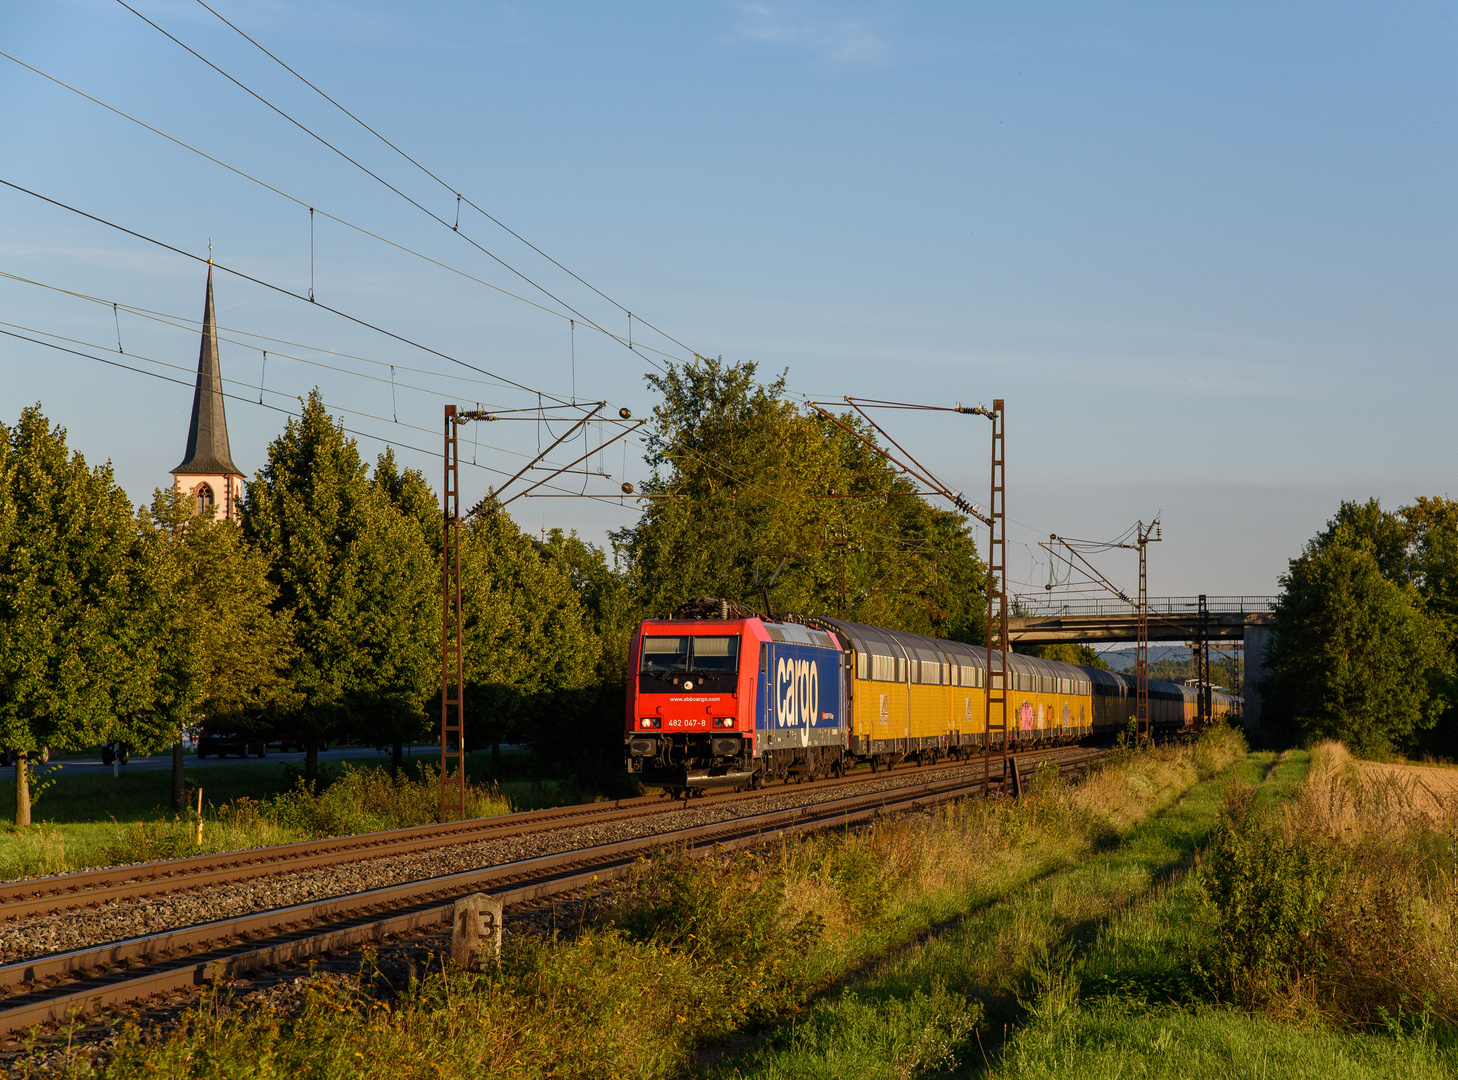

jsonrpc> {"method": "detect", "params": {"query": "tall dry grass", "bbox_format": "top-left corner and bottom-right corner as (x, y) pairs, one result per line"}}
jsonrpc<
(1198, 740), (1458, 1028)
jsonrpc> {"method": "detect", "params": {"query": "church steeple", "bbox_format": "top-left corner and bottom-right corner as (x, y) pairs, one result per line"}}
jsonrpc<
(172, 266), (243, 520)
(173, 265), (240, 477)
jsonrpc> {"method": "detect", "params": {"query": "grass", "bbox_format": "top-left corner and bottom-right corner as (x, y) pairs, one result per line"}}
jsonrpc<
(990, 740), (1458, 1079)
(704, 742), (1458, 1080)
(698, 745), (1281, 1079)
(16, 730), (1454, 1078)
(0, 759), (515, 881)
(996, 1005), (1458, 1079)
(19, 728), (1249, 1079)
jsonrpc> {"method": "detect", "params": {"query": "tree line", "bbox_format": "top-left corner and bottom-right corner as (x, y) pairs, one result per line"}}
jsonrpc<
(1262, 497), (1458, 757)
(3, 358), (990, 825)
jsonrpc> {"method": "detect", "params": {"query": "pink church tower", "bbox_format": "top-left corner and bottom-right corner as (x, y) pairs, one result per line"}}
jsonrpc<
(171, 265), (243, 520)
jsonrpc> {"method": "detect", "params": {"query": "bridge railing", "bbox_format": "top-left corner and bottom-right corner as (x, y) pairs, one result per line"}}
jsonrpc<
(1010, 595), (1277, 618)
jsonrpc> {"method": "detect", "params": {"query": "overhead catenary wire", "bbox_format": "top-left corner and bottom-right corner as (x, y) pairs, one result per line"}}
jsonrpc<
(0, 50), (685, 369)
(0, 315), (644, 489)
(0, 325), (645, 512)
(0, 317), (538, 464)
(0, 269), (573, 403)
(0, 178), (584, 405)
(111, 2), (683, 373)
(190, 0), (698, 363)
(0, 268), (645, 441)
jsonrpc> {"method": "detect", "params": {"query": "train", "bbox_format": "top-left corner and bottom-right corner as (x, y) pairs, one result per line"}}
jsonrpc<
(624, 599), (1236, 793)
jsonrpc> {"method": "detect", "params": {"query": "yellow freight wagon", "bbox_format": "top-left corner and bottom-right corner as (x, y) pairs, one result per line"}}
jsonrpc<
(816, 617), (1098, 765)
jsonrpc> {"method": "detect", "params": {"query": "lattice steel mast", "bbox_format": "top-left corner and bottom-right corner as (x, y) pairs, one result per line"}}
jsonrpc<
(1133, 518), (1161, 740)
(441, 404), (492, 822)
(980, 400), (1009, 793)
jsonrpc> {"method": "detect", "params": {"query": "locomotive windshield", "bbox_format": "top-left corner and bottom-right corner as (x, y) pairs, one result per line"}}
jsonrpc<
(640, 635), (739, 674)
(689, 636), (739, 672)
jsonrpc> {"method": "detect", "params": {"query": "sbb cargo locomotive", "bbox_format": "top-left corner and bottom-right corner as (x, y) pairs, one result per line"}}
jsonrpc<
(625, 599), (1234, 792)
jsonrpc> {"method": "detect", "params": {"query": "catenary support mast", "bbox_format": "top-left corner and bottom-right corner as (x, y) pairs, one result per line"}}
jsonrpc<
(441, 406), (465, 821)
(983, 401), (1009, 792)
(440, 404), (493, 822)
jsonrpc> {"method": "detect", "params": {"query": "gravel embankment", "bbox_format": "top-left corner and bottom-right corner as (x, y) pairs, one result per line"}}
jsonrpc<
(0, 762), (989, 966)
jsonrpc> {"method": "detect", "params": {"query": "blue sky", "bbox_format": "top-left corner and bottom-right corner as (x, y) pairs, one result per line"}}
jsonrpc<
(2, 1), (1454, 600)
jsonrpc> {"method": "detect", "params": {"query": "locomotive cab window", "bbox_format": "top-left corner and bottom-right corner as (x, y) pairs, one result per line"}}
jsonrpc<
(690, 636), (739, 672)
(640, 635), (740, 674)
(640, 636), (690, 673)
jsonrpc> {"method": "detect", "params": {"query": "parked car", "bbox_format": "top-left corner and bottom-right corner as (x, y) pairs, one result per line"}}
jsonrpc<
(100, 742), (130, 766)
(197, 731), (267, 758)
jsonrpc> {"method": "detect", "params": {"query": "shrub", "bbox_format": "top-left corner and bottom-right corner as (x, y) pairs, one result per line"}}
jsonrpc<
(1194, 781), (1337, 1010)
(273, 763), (512, 837)
(1196, 747), (1458, 1026)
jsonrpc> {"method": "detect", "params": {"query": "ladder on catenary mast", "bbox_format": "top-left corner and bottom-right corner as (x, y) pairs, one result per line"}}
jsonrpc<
(440, 406), (467, 822)
(983, 400), (1011, 795)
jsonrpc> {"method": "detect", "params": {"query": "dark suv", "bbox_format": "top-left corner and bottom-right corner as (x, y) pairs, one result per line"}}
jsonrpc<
(197, 731), (267, 758)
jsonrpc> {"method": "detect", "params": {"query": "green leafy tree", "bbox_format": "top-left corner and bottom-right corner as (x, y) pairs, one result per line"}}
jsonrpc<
(1018, 643), (1110, 670)
(147, 486), (299, 808)
(533, 528), (642, 779)
(355, 450), (440, 772)
(1262, 500), (1449, 755)
(460, 500), (599, 770)
(242, 391), (437, 783)
(0, 408), (171, 825)
(1402, 496), (1458, 756)
(612, 357), (986, 640)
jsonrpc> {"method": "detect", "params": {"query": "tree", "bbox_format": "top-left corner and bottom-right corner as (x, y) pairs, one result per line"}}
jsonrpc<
(1019, 643), (1110, 670)
(532, 528), (643, 779)
(242, 392), (437, 783)
(146, 486), (299, 809)
(460, 500), (599, 770)
(1315, 498), (1412, 583)
(354, 449), (440, 773)
(1402, 496), (1458, 756)
(1262, 500), (1448, 755)
(0, 408), (170, 825)
(612, 357), (987, 640)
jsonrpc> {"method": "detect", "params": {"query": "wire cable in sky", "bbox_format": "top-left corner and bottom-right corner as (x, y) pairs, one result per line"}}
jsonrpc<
(192, 0), (698, 364)
(116, 0), (680, 374)
(0, 325), (645, 511)
(0, 50), (685, 370)
(0, 177), (588, 408)
(0, 267), (647, 450)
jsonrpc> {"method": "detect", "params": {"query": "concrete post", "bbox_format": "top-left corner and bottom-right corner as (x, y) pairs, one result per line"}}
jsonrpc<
(1243, 624), (1271, 730)
(451, 893), (504, 969)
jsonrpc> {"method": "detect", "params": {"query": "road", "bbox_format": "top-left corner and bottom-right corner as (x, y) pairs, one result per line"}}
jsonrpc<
(0, 746), (443, 779)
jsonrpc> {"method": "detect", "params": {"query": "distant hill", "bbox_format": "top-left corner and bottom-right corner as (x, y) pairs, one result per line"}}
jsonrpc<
(1093, 646), (1191, 673)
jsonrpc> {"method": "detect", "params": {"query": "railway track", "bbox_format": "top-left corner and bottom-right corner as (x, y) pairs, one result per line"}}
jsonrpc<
(1, 742), (1088, 922)
(0, 745), (1102, 1036)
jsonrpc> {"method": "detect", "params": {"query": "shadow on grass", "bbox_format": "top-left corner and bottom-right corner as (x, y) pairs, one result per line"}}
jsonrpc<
(694, 751), (1290, 1079)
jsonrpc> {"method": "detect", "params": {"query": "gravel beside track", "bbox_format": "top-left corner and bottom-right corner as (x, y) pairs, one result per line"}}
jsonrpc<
(1, 753), (1068, 966)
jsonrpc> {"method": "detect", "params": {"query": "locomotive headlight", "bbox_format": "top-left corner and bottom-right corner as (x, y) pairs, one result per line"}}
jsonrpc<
(639, 717), (660, 729)
(713, 716), (736, 728)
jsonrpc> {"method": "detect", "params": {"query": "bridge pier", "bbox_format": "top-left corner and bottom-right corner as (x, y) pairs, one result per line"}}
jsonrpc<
(1241, 623), (1272, 730)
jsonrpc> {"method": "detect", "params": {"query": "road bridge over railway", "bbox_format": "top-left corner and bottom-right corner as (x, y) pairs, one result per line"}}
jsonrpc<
(1008, 596), (1275, 645)
(1008, 596), (1277, 728)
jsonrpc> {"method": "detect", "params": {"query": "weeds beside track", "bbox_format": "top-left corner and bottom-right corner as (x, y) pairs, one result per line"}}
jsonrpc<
(8, 732), (1240, 1079)
(0, 746), (1102, 1041)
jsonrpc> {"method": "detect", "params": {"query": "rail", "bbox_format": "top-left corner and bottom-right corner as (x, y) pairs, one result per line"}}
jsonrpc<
(2, 750), (1056, 920)
(0, 745), (1103, 1035)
